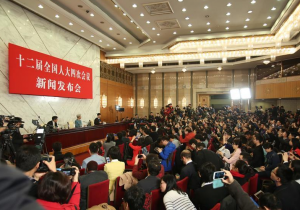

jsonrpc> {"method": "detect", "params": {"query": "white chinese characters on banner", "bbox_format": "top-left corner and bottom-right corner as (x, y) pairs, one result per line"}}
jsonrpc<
(48, 79), (56, 90)
(58, 81), (65, 91)
(36, 77), (46, 89)
(67, 83), (73, 92)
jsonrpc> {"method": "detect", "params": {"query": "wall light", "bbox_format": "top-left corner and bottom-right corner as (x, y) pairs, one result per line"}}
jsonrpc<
(140, 98), (145, 108)
(240, 88), (251, 99)
(167, 97), (172, 104)
(129, 98), (134, 108)
(117, 96), (122, 106)
(230, 89), (241, 100)
(182, 97), (187, 107)
(102, 94), (107, 108)
(154, 98), (158, 108)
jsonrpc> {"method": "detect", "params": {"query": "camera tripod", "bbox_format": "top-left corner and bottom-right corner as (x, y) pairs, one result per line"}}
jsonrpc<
(0, 137), (16, 163)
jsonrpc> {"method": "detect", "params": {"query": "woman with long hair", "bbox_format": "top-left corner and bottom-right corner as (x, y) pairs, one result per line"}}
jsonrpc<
(218, 138), (242, 170)
(290, 138), (300, 157)
(103, 133), (116, 158)
(126, 137), (143, 166)
(160, 174), (196, 210)
(231, 160), (254, 185)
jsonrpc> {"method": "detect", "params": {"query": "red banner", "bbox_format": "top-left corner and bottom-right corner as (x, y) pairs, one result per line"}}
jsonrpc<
(9, 43), (93, 99)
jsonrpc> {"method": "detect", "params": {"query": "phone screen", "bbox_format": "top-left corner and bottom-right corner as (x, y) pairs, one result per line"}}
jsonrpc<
(213, 171), (225, 180)
(106, 157), (110, 163)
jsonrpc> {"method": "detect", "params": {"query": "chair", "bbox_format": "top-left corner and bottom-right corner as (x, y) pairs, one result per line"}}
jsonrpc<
(114, 176), (126, 210)
(55, 160), (64, 165)
(97, 163), (105, 171)
(80, 168), (85, 176)
(146, 145), (150, 152)
(171, 149), (177, 167)
(118, 144), (125, 160)
(176, 177), (189, 192)
(211, 203), (221, 210)
(68, 121), (75, 129)
(241, 182), (249, 194)
(87, 179), (109, 208)
(150, 188), (165, 210)
(90, 119), (94, 126)
(249, 174), (258, 197)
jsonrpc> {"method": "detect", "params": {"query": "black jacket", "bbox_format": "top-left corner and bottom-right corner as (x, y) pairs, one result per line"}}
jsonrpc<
(12, 128), (23, 152)
(137, 175), (160, 194)
(249, 145), (264, 168)
(180, 162), (200, 191)
(94, 118), (101, 125)
(193, 184), (229, 210)
(274, 181), (300, 210)
(149, 132), (159, 142)
(53, 151), (64, 161)
(46, 120), (58, 128)
(195, 149), (224, 171)
(79, 171), (108, 210)
(279, 137), (291, 152)
(265, 150), (280, 171)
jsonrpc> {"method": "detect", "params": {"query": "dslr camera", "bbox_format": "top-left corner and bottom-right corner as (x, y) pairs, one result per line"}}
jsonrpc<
(36, 155), (52, 172)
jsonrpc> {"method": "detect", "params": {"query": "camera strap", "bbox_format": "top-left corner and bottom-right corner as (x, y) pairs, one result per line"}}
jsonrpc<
(66, 182), (78, 204)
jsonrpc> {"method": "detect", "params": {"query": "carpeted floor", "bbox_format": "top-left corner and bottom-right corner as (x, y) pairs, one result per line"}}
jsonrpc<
(75, 152), (89, 165)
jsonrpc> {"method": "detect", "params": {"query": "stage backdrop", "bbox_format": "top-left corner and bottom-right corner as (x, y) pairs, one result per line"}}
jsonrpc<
(0, 0), (100, 133)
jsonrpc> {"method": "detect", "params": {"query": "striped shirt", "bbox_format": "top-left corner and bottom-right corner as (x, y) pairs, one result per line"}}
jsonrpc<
(163, 190), (196, 210)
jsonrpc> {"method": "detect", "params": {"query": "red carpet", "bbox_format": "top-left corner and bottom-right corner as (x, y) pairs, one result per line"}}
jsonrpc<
(75, 152), (89, 165)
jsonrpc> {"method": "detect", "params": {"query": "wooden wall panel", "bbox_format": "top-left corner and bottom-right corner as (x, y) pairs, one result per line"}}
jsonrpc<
(100, 78), (134, 123)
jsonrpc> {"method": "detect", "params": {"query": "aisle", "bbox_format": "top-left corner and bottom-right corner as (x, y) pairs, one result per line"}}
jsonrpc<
(75, 152), (89, 165)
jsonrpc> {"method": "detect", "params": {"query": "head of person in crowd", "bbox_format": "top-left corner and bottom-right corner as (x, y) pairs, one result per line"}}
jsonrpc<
(147, 160), (161, 176)
(129, 129), (137, 137)
(290, 160), (300, 180)
(199, 162), (216, 183)
(117, 132), (123, 141)
(122, 185), (145, 210)
(253, 134), (263, 146)
(52, 116), (58, 123)
(150, 126), (156, 132)
(258, 193), (281, 210)
(263, 142), (274, 153)
(232, 160), (252, 175)
(52, 142), (62, 153)
(189, 139), (197, 150)
(239, 152), (252, 165)
(86, 161), (98, 173)
(196, 142), (206, 151)
(271, 164), (293, 186)
(106, 133), (115, 143)
(97, 113), (101, 119)
(96, 141), (103, 155)
(290, 138), (300, 150)
(89, 142), (99, 155)
(160, 135), (170, 146)
(16, 145), (41, 176)
(232, 138), (242, 150)
(160, 174), (185, 195)
(76, 114), (81, 120)
(107, 146), (121, 161)
(181, 150), (192, 165)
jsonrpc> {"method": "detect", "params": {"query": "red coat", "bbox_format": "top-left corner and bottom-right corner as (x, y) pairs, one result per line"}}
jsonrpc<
(179, 132), (195, 148)
(37, 182), (80, 210)
(132, 164), (165, 180)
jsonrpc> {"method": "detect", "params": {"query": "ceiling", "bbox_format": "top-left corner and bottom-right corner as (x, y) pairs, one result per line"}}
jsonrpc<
(11, 0), (300, 73)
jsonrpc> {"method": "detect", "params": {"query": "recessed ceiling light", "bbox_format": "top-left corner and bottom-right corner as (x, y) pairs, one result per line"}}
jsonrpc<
(123, 38), (126, 40)
(90, 13), (94, 17)
(204, 5), (209, 9)
(113, 48), (116, 50)
(190, 30), (194, 33)
(226, 20), (230, 23)
(245, 18), (250, 21)
(248, 10), (253, 13)
(185, 17), (190, 20)
(140, 13), (144, 16)
(208, 29), (211, 31)
(226, 12), (231, 16)
(81, 29), (84, 32)
(99, 40), (102, 42)
(147, 21), (150, 24)
(153, 41), (156, 43)
(109, 27), (113, 30)
(114, 4), (118, 8)
(251, 0), (256, 4)
(130, 20), (133, 23)
(129, 42), (132, 44)
(132, 4), (137, 8)
(123, 13), (126, 16)
(207, 22), (210, 25)
(271, 7), (276, 11)
(152, 27), (156, 30)
(55, 14), (59, 18)
(69, 22), (73, 26)
(263, 23), (267, 26)
(188, 24), (192, 27)
(267, 16), (271, 19)
(178, 0), (183, 2)
(226, 27), (229, 30)
(182, 8), (186, 12)
(157, 34), (160, 36)
(227, 3), (232, 6)
(173, 32), (177, 34)
(107, 44), (110, 46)
(38, 5), (43, 9)
(244, 25), (248, 28)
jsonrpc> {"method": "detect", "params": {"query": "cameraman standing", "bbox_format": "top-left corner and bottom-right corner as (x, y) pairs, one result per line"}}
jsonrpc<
(12, 117), (28, 153)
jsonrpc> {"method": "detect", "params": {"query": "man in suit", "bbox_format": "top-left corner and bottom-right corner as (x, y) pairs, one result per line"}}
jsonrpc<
(137, 160), (161, 194)
(94, 113), (101, 125)
(249, 134), (265, 168)
(195, 143), (224, 171)
(149, 126), (159, 142)
(47, 116), (58, 129)
(180, 150), (200, 193)
(79, 161), (108, 210)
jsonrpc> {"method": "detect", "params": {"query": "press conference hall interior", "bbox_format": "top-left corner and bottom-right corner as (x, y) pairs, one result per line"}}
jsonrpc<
(2, 0), (300, 210)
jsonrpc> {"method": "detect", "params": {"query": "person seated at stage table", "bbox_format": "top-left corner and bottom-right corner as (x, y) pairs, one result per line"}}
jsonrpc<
(75, 114), (82, 128)
(47, 116), (58, 129)
(94, 113), (101, 125)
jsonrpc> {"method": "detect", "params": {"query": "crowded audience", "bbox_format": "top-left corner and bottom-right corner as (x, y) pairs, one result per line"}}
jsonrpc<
(3, 103), (300, 210)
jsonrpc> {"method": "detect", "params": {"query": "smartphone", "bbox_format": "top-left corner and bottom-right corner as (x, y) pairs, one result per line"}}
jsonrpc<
(281, 150), (286, 153)
(138, 154), (143, 158)
(213, 171), (225, 180)
(106, 157), (110, 163)
(57, 168), (76, 176)
(254, 190), (264, 200)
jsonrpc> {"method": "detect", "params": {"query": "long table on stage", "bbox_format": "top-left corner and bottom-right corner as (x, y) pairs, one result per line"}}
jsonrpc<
(45, 122), (128, 154)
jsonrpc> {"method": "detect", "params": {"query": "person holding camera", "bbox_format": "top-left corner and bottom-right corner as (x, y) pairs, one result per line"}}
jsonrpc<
(12, 117), (28, 153)
(37, 166), (80, 210)
(16, 145), (57, 198)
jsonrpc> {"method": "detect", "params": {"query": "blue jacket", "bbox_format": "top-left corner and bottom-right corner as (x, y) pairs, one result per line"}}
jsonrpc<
(159, 142), (176, 172)
(265, 150), (280, 171)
